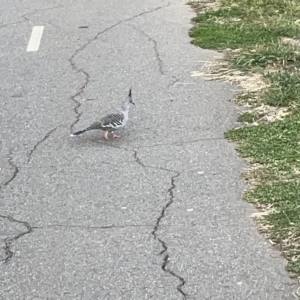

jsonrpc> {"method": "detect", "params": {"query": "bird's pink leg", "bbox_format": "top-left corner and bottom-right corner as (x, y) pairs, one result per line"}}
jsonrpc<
(112, 132), (121, 138)
(103, 131), (109, 140)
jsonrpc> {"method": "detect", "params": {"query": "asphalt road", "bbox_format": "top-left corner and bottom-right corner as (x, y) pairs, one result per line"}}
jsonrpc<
(0, 0), (298, 299)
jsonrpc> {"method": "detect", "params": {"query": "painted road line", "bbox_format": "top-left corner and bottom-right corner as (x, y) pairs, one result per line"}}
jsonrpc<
(26, 26), (44, 52)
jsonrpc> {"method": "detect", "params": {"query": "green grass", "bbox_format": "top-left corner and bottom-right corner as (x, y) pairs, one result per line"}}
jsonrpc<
(189, 4), (300, 50)
(226, 115), (300, 165)
(190, 22), (278, 49)
(190, 0), (300, 276)
(264, 71), (300, 107)
(226, 111), (300, 276)
(232, 44), (300, 70)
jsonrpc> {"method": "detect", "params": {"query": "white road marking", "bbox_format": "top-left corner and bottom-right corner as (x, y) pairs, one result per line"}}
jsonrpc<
(26, 26), (44, 52)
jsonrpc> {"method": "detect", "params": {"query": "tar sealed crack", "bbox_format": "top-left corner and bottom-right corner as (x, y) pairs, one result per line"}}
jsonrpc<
(132, 150), (187, 299)
(68, 59), (90, 131)
(21, 5), (63, 21)
(0, 215), (33, 264)
(1, 150), (19, 189)
(27, 126), (59, 163)
(69, 3), (170, 65)
(129, 25), (165, 75)
(68, 3), (170, 132)
(0, 5), (63, 28)
(152, 172), (187, 299)
(133, 150), (145, 167)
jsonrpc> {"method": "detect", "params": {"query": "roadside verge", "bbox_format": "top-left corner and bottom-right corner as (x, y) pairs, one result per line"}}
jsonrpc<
(189, 0), (300, 278)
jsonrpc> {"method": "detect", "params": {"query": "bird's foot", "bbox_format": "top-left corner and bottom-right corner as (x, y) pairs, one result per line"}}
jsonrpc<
(112, 133), (121, 139)
(103, 131), (109, 140)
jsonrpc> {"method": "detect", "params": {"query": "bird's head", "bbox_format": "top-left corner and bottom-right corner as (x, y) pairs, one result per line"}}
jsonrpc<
(120, 89), (135, 111)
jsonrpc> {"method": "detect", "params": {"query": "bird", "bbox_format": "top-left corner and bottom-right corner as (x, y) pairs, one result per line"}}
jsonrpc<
(70, 89), (135, 140)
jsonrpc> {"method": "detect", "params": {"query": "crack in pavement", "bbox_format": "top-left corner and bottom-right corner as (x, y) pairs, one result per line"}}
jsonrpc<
(133, 150), (187, 299)
(0, 216), (162, 265)
(95, 144), (187, 297)
(21, 5), (64, 21)
(133, 149), (180, 174)
(68, 3), (170, 132)
(1, 150), (19, 190)
(1, 144), (187, 297)
(152, 172), (187, 299)
(27, 126), (59, 163)
(70, 2), (170, 64)
(0, 5), (63, 29)
(128, 24), (164, 75)
(1, 126), (59, 189)
(68, 62), (90, 131)
(0, 215), (33, 264)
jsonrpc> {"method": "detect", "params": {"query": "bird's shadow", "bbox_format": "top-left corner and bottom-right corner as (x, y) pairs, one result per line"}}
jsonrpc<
(69, 132), (131, 150)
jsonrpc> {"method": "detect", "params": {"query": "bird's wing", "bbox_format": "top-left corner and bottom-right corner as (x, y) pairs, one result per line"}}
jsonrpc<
(100, 112), (125, 129)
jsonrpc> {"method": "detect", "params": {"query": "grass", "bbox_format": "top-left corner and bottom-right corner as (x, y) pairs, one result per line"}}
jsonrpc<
(189, 5), (300, 50)
(189, 0), (300, 277)
(237, 111), (261, 123)
(263, 71), (300, 107)
(232, 44), (300, 70)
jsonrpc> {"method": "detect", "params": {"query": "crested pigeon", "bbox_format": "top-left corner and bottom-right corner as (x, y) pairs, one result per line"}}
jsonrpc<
(70, 89), (135, 140)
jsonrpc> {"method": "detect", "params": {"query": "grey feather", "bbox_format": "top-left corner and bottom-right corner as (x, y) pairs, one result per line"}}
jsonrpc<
(70, 89), (134, 137)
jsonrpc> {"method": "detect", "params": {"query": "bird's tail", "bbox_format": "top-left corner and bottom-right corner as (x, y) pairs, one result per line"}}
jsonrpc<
(70, 126), (91, 137)
(128, 88), (131, 97)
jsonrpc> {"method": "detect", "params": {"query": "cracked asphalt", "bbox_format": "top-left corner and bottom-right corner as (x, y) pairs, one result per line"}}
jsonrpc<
(0, 0), (298, 299)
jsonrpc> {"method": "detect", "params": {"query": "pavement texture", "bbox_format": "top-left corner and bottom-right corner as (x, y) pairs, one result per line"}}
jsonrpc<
(0, 0), (299, 299)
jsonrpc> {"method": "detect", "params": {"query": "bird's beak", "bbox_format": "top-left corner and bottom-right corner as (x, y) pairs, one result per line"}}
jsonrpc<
(132, 102), (135, 105)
